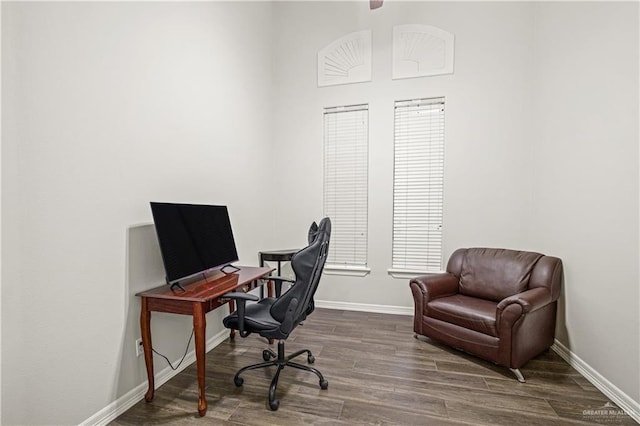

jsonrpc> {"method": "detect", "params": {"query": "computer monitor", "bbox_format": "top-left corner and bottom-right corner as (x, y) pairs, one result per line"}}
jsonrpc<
(150, 202), (239, 288)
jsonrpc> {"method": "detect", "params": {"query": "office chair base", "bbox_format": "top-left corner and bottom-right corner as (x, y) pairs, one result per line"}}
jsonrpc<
(233, 340), (328, 410)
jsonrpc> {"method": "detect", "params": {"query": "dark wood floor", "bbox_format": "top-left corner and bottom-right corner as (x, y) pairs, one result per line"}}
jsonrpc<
(112, 308), (636, 425)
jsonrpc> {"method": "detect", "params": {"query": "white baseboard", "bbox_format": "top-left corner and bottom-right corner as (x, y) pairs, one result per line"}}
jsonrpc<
(80, 329), (230, 426)
(314, 299), (413, 316)
(551, 339), (640, 423)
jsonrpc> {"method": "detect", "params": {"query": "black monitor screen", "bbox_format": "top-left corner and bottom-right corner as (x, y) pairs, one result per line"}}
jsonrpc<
(150, 202), (239, 285)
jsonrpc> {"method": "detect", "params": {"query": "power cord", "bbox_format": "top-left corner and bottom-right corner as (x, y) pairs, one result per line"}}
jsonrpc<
(151, 328), (195, 371)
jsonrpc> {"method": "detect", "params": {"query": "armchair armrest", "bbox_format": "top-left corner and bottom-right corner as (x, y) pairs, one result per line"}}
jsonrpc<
(497, 287), (552, 314)
(410, 273), (458, 336)
(222, 292), (259, 337)
(410, 273), (459, 302)
(496, 287), (556, 364)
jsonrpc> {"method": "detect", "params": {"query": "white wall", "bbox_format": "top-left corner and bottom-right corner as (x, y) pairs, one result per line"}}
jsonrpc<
(1, 2), (274, 424)
(530, 1), (639, 405)
(1, 1), (638, 424)
(271, 1), (536, 308)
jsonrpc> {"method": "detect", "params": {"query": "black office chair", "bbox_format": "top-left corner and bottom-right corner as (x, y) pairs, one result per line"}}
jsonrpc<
(222, 217), (331, 410)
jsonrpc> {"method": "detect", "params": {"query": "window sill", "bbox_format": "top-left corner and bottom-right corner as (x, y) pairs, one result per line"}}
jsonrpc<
(387, 268), (441, 279)
(324, 265), (371, 277)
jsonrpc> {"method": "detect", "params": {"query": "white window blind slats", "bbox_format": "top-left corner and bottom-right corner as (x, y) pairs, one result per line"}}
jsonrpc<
(392, 98), (445, 273)
(323, 105), (369, 268)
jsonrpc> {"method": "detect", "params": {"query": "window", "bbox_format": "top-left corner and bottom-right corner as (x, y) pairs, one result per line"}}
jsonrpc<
(323, 104), (369, 275)
(390, 98), (445, 276)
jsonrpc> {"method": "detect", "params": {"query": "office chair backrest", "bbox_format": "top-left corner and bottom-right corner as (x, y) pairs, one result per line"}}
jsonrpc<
(308, 221), (319, 244)
(269, 217), (331, 334)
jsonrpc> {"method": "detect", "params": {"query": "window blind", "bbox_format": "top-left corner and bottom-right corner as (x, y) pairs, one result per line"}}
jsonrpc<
(323, 104), (369, 268)
(392, 98), (445, 272)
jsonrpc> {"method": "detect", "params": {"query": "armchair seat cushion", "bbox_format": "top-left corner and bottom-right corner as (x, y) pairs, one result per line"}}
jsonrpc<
(428, 294), (498, 337)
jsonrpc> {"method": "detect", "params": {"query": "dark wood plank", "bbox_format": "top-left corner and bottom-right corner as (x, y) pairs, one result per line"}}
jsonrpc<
(112, 308), (636, 425)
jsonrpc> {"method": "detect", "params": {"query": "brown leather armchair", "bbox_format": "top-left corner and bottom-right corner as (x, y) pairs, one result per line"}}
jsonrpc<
(410, 247), (563, 382)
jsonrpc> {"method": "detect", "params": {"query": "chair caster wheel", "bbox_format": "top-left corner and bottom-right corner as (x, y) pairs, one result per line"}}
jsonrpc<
(308, 354), (315, 364)
(320, 379), (328, 390)
(269, 399), (279, 411)
(234, 376), (244, 387)
(263, 350), (272, 361)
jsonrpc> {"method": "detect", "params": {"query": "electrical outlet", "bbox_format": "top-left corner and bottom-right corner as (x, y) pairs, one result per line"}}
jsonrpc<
(135, 338), (144, 357)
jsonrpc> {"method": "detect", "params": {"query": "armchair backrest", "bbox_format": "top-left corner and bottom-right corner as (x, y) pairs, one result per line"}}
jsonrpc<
(269, 217), (331, 329)
(447, 248), (559, 302)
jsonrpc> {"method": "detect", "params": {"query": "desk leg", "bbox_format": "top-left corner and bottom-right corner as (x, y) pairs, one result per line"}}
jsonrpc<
(140, 297), (155, 402)
(193, 302), (207, 417)
(228, 300), (236, 340)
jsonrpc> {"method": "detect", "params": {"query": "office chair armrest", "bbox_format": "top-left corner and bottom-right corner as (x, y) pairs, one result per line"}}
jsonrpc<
(263, 276), (295, 297)
(265, 276), (295, 283)
(224, 292), (260, 301)
(223, 292), (259, 337)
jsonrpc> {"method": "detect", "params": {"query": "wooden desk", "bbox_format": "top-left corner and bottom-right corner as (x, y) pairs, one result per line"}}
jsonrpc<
(136, 266), (272, 416)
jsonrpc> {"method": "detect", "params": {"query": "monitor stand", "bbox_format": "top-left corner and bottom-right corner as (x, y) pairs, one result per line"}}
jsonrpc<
(221, 264), (241, 274)
(168, 277), (186, 292)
